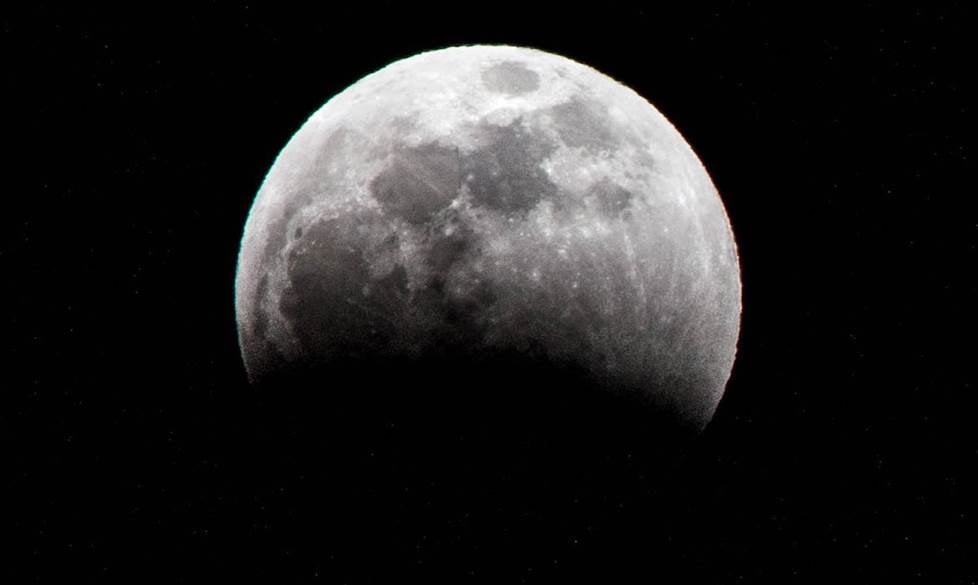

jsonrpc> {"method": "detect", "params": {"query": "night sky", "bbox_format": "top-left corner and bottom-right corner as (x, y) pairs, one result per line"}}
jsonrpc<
(5, 4), (975, 583)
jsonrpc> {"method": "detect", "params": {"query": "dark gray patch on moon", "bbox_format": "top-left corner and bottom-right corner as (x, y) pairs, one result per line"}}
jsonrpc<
(548, 97), (620, 152)
(407, 210), (499, 351)
(371, 263), (410, 308)
(415, 276), (496, 354)
(390, 113), (420, 135)
(279, 216), (406, 360)
(587, 178), (635, 218)
(370, 142), (462, 225)
(427, 226), (475, 276)
(462, 120), (559, 214)
(260, 127), (364, 275)
(481, 61), (541, 95)
(244, 272), (286, 373)
(252, 274), (271, 339)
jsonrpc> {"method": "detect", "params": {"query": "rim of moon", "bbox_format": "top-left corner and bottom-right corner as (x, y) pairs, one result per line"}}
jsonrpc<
(235, 45), (741, 430)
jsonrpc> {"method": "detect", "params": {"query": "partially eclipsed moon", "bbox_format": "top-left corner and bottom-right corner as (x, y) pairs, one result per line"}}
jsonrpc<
(235, 45), (741, 430)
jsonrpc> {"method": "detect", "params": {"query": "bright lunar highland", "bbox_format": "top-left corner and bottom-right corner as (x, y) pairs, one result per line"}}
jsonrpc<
(235, 46), (741, 429)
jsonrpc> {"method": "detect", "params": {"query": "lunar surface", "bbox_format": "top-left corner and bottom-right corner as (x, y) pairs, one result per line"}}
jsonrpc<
(235, 46), (741, 429)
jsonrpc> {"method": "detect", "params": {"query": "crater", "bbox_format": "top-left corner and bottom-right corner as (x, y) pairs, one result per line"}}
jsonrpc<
(370, 141), (461, 225)
(481, 61), (541, 95)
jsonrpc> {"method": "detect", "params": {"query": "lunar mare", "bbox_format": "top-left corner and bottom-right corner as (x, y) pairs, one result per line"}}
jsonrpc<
(235, 45), (741, 429)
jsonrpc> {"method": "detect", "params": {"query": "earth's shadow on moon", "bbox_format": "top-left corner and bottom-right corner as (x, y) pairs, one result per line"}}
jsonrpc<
(247, 351), (699, 574)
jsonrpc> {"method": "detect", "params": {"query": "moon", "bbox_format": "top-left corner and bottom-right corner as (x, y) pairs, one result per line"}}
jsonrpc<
(235, 46), (741, 430)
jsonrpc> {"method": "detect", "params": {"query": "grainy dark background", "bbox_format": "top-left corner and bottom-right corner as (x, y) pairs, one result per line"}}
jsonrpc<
(4, 4), (975, 583)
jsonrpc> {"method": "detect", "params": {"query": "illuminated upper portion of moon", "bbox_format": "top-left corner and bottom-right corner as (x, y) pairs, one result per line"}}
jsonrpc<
(235, 45), (741, 429)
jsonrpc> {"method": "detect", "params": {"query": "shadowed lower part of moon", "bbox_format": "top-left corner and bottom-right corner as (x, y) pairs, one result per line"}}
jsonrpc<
(235, 46), (741, 431)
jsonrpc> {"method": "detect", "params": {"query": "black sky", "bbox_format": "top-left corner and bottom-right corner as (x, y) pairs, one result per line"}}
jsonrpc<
(4, 4), (975, 583)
